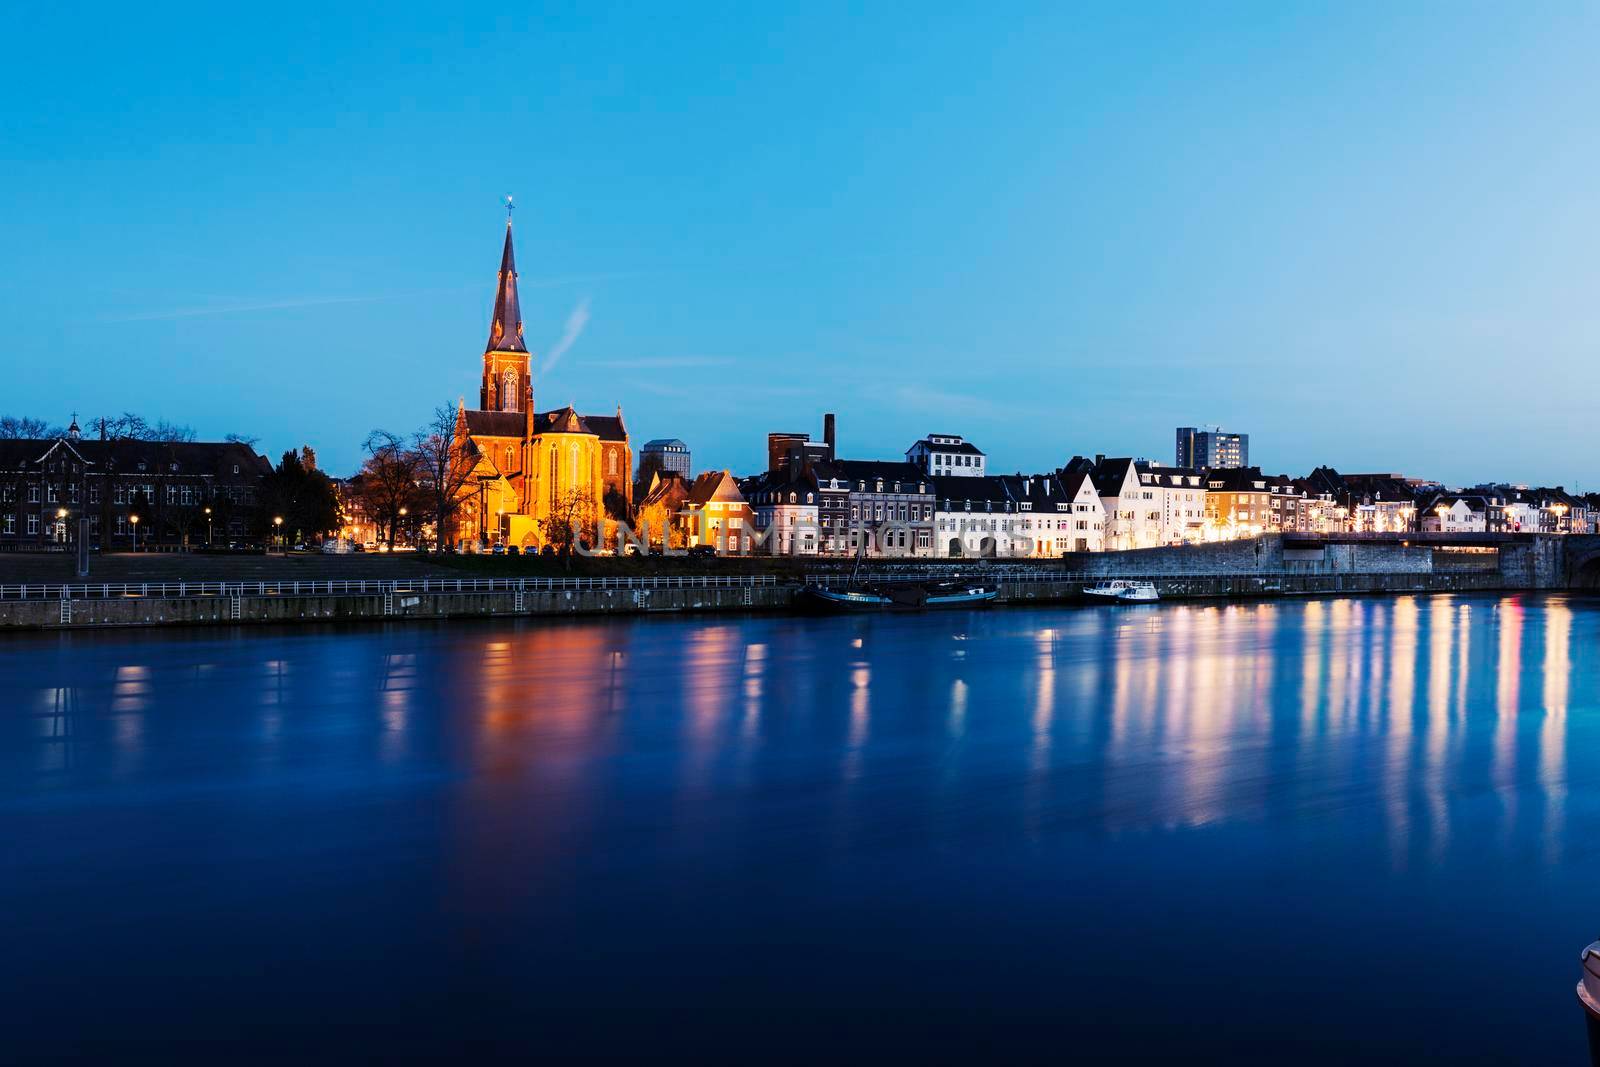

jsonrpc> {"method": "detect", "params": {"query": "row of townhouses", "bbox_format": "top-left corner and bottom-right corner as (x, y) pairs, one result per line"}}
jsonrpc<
(654, 419), (1598, 557)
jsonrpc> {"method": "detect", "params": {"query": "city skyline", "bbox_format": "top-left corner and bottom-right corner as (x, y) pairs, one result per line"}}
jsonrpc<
(5, 5), (1600, 485)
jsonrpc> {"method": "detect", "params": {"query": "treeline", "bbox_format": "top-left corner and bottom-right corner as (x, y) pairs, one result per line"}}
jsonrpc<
(0, 411), (259, 445)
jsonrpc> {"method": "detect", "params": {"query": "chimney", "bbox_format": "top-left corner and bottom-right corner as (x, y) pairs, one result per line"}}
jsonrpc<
(823, 413), (836, 460)
(1095, 454), (1105, 466)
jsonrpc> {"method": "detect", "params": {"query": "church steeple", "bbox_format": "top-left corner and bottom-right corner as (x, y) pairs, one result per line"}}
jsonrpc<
(485, 218), (528, 355)
(480, 204), (533, 414)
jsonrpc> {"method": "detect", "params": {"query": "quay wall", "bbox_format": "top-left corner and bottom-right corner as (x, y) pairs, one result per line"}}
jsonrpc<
(0, 569), (1518, 631)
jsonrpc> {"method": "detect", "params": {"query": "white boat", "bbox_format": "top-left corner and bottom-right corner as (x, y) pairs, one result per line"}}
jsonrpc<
(1083, 580), (1160, 603)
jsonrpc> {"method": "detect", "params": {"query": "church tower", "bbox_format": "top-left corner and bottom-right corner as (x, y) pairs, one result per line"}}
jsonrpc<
(480, 215), (532, 414)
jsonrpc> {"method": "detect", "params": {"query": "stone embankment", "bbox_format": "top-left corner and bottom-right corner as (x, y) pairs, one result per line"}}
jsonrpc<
(0, 533), (1586, 630)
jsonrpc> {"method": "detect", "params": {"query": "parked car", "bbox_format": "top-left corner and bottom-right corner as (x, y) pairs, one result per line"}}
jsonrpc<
(540, 545), (556, 557)
(353, 543), (365, 553)
(688, 544), (717, 559)
(491, 543), (506, 555)
(507, 544), (520, 556)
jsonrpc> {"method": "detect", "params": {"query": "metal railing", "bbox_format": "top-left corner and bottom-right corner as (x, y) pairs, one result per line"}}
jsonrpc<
(0, 574), (780, 601)
(800, 569), (1485, 587)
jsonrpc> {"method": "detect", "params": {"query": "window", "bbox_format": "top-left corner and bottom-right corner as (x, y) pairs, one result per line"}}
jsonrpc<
(2, 514), (12, 534)
(46, 485), (57, 503)
(27, 515), (39, 535)
(89, 484), (99, 504)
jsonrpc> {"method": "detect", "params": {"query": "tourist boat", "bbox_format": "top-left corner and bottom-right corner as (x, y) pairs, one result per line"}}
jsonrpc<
(796, 578), (998, 613)
(1083, 580), (1160, 603)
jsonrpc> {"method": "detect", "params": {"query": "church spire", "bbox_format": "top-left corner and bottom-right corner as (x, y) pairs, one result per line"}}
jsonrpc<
(485, 209), (528, 355)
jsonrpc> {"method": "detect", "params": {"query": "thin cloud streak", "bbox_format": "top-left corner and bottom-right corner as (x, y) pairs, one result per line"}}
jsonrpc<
(539, 297), (592, 378)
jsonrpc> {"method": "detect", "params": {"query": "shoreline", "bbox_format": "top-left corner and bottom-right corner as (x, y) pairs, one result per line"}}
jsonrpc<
(0, 568), (1535, 632)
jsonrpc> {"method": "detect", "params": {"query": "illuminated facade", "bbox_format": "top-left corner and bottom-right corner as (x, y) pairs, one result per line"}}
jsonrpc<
(451, 220), (631, 549)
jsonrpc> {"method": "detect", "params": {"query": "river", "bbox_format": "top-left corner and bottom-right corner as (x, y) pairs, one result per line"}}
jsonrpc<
(2, 594), (1595, 1062)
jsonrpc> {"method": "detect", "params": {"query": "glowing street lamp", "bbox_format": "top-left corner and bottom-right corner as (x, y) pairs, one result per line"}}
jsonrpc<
(130, 513), (139, 551)
(204, 505), (212, 546)
(274, 515), (283, 551)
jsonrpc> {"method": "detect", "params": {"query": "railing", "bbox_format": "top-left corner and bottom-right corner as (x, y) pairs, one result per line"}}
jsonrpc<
(0, 574), (780, 601)
(800, 570), (1486, 587)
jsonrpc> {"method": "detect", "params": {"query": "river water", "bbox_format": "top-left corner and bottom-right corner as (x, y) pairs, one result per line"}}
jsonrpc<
(2, 594), (1596, 1062)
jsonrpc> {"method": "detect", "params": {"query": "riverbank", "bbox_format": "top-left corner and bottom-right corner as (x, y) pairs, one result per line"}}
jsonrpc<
(0, 567), (1518, 631)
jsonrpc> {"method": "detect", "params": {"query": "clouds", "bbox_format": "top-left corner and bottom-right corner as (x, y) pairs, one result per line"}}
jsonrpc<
(539, 297), (591, 378)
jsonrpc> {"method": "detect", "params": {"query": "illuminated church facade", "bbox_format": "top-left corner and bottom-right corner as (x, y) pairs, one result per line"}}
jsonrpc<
(452, 219), (630, 549)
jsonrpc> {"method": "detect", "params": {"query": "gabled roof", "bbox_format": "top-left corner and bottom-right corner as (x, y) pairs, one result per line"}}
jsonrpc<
(638, 470), (691, 509)
(485, 222), (528, 354)
(0, 436), (270, 476)
(464, 410), (525, 439)
(1064, 456), (1138, 497)
(687, 469), (746, 507)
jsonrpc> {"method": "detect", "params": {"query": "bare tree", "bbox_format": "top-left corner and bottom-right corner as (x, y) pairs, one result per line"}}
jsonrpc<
(540, 488), (597, 568)
(412, 404), (476, 552)
(0, 415), (54, 439)
(358, 430), (424, 548)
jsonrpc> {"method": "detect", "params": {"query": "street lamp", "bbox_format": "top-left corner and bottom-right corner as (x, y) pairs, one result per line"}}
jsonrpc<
(130, 513), (139, 551)
(398, 506), (408, 549)
(274, 515), (283, 552)
(204, 506), (212, 546)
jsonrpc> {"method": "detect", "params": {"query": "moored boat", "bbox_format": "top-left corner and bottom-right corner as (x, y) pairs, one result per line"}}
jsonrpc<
(796, 580), (998, 613)
(1083, 580), (1160, 602)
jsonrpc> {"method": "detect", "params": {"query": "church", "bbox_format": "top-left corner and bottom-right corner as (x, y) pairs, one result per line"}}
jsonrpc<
(452, 217), (631, 550)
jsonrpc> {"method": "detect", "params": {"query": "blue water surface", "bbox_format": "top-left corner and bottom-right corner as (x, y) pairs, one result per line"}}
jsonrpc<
(2, 595), (1596, 1063)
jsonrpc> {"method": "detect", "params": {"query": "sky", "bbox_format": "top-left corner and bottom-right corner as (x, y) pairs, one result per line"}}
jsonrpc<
(3, 2), (1599, 486)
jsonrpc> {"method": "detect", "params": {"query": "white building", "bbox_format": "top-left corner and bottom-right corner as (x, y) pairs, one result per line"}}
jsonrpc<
(1420, 494), (1489, 534)
(997, 472), (1105, 555)
(1065, 456), (1178, 551)
(932, 476), (1024, 558)
(1137, 461), (1208, 544)
(741, 468), (820, 555)
(907, 434), (986, 478)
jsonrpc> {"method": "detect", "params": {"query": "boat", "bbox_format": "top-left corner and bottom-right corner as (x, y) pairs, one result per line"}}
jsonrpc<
(796, 579), (998, 613)
(1083, 580), (1160, 603)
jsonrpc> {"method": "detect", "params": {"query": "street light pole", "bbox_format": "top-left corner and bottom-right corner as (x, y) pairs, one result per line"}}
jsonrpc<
(205, 506), (212, 546)
(130, 514), (139, 551)
(274, 515), (283, 553)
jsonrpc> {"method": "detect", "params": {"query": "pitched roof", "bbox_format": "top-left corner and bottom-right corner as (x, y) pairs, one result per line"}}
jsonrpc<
(932, 475), (1014, 509)
(464, 410), (525, 438)
(687, 469), (746, 506)
(909, 436), (985, 456)
(0, 436), (270, 476)
(485, 222), (528, 354)
(828, 459), (929, 492)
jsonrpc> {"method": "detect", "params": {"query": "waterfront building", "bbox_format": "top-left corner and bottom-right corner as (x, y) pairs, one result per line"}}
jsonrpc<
(1202, 467), (1306, 540)
(932, 476), (1023, 557)
(830, 460), (934, 557)
(636, 439), (691, 496)
(1063, 456), (1150, 551)
(1063, 456), (1203, 549)
(1176, 426), (1249, 469)
(684, 470), (754, 552)
(907, 434), (986, 478)
(1419, 493), (1492, 534)
(1136, 461), (1209, 544)
(634, 470), (692, 550)
(742, 466), (820, 555)
(809, 462), (853, 554)
(0, 420), (269, 548)
(450, 217), (631, 550)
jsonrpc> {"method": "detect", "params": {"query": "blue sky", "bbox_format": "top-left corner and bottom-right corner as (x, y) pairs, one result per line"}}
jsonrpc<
(3, 3), (1598, 486)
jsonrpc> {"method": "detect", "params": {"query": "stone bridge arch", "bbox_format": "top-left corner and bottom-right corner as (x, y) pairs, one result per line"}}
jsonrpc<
(1564, 535), (1600, 588)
